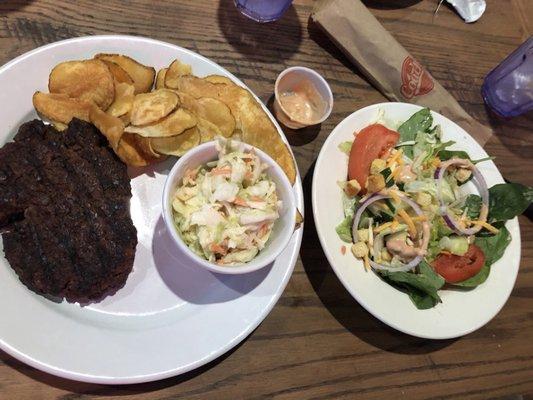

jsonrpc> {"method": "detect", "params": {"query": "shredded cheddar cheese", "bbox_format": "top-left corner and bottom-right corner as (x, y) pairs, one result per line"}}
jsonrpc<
(470, 220), (500, 234)
(374, 222), (393, 233)
(398, 209), (417, 238)
(387, 148), (403, 169)
(389, 189), (401, 204)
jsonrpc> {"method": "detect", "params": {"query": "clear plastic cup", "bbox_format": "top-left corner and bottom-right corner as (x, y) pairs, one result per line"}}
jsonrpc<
(234, 0), (293, 23)
(482, 36), (533, 118)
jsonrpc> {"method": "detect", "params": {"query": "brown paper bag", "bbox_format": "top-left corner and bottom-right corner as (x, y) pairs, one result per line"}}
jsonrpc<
(312, 0), (493, 146)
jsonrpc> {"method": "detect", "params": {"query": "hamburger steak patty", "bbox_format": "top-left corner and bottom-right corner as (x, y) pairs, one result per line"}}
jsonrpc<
(0, 119), (137, 302)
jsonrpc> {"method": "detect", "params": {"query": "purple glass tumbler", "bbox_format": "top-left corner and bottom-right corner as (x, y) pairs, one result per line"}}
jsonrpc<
(482, 36), (533, 117)
(234, 0), (293, 22)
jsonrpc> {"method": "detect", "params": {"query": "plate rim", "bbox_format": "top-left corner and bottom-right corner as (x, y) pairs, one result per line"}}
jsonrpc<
(311, 101), (521, 340)
(0, 34), (304, 384)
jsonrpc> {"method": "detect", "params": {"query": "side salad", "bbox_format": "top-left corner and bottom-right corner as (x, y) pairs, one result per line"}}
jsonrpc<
(336, 108), (532, 309)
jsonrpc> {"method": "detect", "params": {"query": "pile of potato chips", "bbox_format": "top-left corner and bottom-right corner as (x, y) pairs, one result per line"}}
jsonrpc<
(32, 54), (296, 184)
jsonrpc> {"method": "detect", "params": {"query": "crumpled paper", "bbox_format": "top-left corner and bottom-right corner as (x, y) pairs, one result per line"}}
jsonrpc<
(446, 0), (486, 23)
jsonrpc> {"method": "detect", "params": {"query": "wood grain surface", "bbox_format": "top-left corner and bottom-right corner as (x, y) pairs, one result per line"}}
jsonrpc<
(0, 0), (532, 399)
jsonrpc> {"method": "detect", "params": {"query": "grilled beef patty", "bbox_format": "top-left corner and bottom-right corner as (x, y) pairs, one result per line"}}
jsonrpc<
(0, 119), (137, 302)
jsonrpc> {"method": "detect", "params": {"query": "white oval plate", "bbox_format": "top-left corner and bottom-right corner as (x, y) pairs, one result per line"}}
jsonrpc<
(0, 36), (303, 384)
(312, 103), (520, 339)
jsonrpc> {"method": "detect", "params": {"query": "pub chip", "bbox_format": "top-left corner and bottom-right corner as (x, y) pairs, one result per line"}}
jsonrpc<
(31, 54), (297, 184)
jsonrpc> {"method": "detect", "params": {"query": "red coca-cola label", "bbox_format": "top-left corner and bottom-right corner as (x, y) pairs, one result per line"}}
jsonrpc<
(400, 56), (434, 99)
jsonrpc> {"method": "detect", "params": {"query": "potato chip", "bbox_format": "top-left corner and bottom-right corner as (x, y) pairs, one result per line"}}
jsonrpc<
(120, 113), (131, 126)
(164, 59), (193, 89)
(120, 132), (163, 164)
(150, 126), (200, 156)
(124, 107), (196, 137)
(196, 97), (235, 137)
(107, 82), (135, 118)
(295, 209), (304, 230)
(204, 74), (234, 85)
(51, 121), (68, 131)
(33, 92), (91, 124)
(197, 118), (222, 143)
(89, 104), (124, 150)
(155, 68), (168, 89)
(95, 54), (155, 94)
(177, 92), (235, 138)
(175, 76), (296, 184)
(48, 59), (115, 110)
(101, 60), (134, 85)
(89, 105), (159, 166)
(116, 133), (159, 166)
(130, 90), (179, 126)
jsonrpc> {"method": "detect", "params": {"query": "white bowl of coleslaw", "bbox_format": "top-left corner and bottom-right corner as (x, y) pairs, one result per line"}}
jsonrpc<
(163, 139), (297, 274)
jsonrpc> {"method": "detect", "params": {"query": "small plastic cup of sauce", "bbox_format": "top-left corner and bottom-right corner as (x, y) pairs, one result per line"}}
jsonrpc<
(274, 66), (333, 130)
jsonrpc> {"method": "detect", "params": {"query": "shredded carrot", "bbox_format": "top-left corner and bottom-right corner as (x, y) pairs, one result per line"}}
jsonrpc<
(211, 166), (232, 176)
(398, 209), (417, 238)
(341, 245), (347, 255)
(469, 220), (500, 234)
(210, 243), (227, 255)
(233, 197), (248, 207)
(258, 223), (269, 238)
(374, 222), (393, 233)
(250, 195), (264, 202)
(387, 148), (403, 168)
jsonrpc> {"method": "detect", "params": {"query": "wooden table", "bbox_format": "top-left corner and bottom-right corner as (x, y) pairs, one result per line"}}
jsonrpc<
(1, 0), (532, 398)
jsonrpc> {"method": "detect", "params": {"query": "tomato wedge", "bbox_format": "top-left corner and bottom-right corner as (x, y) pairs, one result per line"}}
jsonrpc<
(348, 124), (399, 193)
(432, 244), (485, 283)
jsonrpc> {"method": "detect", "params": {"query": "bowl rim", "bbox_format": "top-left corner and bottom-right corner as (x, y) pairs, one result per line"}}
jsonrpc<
(162, 140), (297, 275)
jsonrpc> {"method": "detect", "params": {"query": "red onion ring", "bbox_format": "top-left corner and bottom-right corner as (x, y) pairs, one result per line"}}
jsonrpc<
(352, 192), (430, 272)
(436, 158), (489, 235)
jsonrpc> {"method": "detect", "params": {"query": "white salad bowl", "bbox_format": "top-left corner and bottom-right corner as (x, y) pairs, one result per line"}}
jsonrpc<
(163, 141), (297, 274)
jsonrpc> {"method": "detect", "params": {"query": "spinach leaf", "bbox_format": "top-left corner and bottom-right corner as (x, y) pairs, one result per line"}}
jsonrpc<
(379, 261), (445, 309)
(488, 183), (533, 223)
(397, 108), (432, 159)
(335, 216), (353, 243)
(418, 260), (446, 290)
(475, 226), (511, 266)
(438, 149), (470, 161)
(452, 227), (510, 287)
(438, 149), (493, 165)
(463, 194), (482, 219)
(407, 290), (439, 310)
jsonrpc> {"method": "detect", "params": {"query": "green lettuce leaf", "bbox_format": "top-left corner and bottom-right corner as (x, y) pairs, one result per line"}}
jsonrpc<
(397, 108), (433, 159)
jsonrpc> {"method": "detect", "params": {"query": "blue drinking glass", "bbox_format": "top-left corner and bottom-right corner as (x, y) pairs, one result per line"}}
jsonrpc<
(234, 0), (293, 23)
(482, 36), (533, 118)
